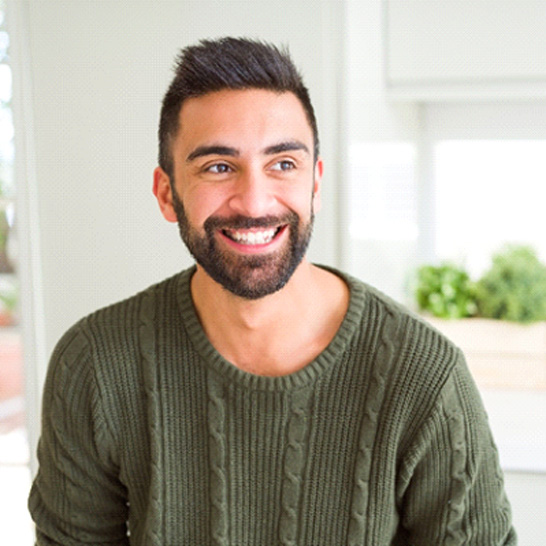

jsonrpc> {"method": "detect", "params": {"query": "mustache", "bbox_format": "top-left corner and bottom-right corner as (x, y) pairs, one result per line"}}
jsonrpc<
(204, 212), (298, 233)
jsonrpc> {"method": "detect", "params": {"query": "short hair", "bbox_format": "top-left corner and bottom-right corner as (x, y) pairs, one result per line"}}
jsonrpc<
(158, 37), (319, 179)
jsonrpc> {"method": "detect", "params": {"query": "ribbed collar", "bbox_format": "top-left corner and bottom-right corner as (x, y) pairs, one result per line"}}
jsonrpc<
(176, 265), (368, 392)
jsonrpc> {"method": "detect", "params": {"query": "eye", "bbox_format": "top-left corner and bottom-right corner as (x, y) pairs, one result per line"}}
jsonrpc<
(205, 163), (232, 174)
(270, 159), (296, 172)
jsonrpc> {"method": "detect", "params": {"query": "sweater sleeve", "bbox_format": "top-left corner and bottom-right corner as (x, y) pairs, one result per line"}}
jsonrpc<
(397, 352), (517, 545)
(28, 323), (129, 545)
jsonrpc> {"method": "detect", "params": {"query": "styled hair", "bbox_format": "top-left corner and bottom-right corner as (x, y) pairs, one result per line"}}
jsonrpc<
(158, 37), (319, 179)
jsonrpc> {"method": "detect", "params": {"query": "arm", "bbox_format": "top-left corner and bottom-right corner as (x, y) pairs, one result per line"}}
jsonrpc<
(397, 354), (517, 545)
(28, 324), (129, 545)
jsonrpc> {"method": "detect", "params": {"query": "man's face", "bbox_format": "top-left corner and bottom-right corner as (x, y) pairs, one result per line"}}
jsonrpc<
(155, 88), (322, 299)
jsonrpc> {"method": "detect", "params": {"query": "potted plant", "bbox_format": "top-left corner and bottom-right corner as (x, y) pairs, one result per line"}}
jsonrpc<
(415, 263), (478, 319)
(415, 246), (546, 391)
(475, 245), (546, 323)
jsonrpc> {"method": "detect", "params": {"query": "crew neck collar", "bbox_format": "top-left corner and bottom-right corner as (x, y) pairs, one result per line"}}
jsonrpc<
(176, 265), (368, 392)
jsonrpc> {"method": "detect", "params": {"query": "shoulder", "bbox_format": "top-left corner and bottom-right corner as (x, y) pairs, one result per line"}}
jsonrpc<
(367, 278), (463, 391)
(59, 268), (191, 347)
(367, 279), (460, 363)
(333, 266), (461, 367)
(43, 269), (194, 429)
(86, 269), (189, 331)
(332, 267), (468, 416)
(345, 274), (485, 454)
(47, 268), (194, 387)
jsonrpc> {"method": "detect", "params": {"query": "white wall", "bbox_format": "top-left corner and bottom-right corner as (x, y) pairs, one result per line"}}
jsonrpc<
(343, 0), (420, 303)
(385, 0), (546, 101)
(14, 0), (344, 372)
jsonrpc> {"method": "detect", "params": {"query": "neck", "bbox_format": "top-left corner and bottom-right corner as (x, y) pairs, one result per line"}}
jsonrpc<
(191, 259), (315, 331)
(190, 261), (350, 376)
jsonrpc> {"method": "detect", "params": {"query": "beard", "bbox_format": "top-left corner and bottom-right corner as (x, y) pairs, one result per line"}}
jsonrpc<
(171, 189), (314, 300)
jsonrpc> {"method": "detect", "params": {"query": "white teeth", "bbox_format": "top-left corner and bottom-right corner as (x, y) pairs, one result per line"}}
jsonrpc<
(227, 228), (277, 245)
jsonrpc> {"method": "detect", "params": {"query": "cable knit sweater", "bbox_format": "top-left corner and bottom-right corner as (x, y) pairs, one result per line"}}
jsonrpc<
(29, 266), (516, 545)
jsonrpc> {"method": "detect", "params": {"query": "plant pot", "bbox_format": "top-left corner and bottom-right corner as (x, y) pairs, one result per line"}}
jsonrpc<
(425, 317), (546, 391)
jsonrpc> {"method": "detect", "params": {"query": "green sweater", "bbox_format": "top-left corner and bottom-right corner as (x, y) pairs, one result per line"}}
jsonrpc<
(29, 267), (516, 545)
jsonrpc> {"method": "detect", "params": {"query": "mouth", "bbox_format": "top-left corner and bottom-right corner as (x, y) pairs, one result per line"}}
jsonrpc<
(221, 226), (285, 246)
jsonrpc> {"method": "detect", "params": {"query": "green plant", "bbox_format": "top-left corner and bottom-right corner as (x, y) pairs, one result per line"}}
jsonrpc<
(476, 245), (546, 323)
(415, 263), (478, 319)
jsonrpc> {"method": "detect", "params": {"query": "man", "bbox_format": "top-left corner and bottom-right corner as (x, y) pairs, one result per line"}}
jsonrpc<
(29, 37), (516, 545)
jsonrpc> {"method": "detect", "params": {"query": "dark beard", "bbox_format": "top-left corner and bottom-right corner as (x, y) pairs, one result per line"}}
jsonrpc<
(171, 189), (314, 300)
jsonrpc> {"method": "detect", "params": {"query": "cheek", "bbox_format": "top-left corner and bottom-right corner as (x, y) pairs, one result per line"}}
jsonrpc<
(182, 186), (229, 225)
(284, 184), (317, 214)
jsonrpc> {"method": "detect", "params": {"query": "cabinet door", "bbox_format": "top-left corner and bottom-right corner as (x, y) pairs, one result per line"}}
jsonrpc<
(385, 0), (546, 100)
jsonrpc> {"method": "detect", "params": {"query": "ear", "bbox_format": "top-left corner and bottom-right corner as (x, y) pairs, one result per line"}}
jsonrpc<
(153, 166), (178, 223)
(312, 157), (323, 213)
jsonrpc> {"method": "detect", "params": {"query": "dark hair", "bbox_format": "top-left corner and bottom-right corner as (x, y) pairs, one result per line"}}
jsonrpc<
(158, 37), (319, 179)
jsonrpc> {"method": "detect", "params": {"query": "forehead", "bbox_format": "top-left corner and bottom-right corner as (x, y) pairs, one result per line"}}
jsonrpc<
(175, 89), (313, 153)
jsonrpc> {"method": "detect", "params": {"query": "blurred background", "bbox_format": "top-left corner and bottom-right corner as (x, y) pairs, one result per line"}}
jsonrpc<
(1, 1), (545, 543)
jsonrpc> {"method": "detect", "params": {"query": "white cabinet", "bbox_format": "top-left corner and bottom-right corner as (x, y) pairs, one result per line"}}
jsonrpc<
(385, 0), (546, 100)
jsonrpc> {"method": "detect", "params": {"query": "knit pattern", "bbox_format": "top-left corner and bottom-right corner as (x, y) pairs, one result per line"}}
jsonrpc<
(279, 386), (312, 545)
(443, 376), (468, 544)
(139, 287), (163, 545)
(28, 267), (517, 545)
(207, 373), (229, 545)
(348, 306), (397, 545)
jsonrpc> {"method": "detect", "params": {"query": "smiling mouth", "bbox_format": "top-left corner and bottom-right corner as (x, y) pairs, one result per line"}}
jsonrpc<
(221, 226), (284, 245)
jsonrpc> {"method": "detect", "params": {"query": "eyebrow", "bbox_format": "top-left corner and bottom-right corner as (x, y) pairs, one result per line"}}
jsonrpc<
(263, 140), (310, 156)
(186, 140), (310, 162)
(186, 145), (239, 162)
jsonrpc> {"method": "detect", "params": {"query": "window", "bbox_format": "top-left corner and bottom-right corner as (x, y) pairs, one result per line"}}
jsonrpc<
(0, 1), (33, 543)
(432, 134), (546, 473)
(420, 103), (546, 472)
(348, 142), (417, 242)
(346, 142), (419, 304)
(435, 140), (546, 278)
(345, 102), (546, 472)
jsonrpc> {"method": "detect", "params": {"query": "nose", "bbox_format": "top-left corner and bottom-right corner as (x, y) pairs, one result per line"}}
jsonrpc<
(228, 168), (276, 217)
